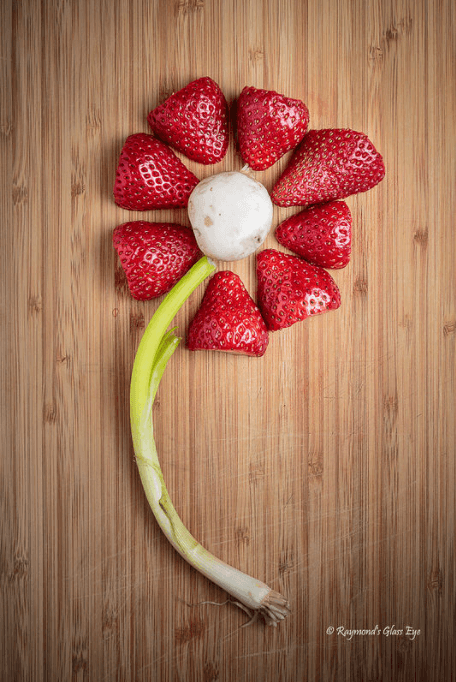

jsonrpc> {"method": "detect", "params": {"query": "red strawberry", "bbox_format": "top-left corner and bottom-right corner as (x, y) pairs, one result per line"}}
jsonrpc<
(256, 249), (341, 331)
(113, 221), (202, 300)
(187, 271), (269, 356)
(147, 77), (229, 165)
(236, 86), (309, 170)
(113, 133), (199, 210)
(275, 201), (352, 269)
(271, 128), (385, 207)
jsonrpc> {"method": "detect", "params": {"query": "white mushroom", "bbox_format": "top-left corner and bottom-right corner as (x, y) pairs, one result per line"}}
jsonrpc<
(188, 171), (273, 261)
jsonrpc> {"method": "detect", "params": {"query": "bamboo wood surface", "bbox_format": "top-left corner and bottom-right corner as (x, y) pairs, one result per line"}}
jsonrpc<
(1, 0), (455, 680)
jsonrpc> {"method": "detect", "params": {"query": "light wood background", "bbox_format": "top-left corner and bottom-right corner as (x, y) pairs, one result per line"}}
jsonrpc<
(1, 0), (455, 680)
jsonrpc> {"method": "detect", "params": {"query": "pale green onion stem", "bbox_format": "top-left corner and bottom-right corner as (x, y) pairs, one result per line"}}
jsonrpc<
(130, 256), (290, 626)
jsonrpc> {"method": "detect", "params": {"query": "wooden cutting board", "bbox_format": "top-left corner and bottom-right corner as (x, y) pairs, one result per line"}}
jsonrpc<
(1, 0), (455, 680)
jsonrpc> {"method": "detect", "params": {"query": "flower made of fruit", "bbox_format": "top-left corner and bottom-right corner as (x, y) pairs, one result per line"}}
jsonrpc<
(112, 77), (385, 625)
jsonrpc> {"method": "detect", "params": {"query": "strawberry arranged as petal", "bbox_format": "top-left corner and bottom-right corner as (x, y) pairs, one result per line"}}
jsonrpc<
(271, 128), (385, 207)
(237, 86), (309, 170)
(275, 200), (352, 269)
(256, 249), (341, 331)
(147, 77), (229, 165)
(113, 221), (202, 300)
(114, 133), (199, 210)
(187, 271), (269, 356)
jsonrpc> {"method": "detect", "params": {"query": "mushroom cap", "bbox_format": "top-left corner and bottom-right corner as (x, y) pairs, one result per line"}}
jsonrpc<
(188, 171), (273, 261)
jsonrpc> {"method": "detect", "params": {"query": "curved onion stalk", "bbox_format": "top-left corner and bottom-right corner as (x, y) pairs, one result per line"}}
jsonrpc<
(130, 256), (291, 626)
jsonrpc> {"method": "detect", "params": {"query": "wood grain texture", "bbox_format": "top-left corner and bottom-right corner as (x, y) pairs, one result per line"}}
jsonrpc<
(1, 0), (455, 680)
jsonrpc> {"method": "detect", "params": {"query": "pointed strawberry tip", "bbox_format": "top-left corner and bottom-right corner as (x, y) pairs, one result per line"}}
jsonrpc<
(256, 249), (342, 331)
(187, 271), (269, 357)
(275, 200), (353, 269)
(236, 86), (309, 171)
(271, 128), (385, 207)
(113, 221), (202, 300)
(113, 133), (199, 210)
(147, 77), (230, 165)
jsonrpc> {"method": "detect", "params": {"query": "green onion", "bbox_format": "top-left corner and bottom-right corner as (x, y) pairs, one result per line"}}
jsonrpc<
(130, 256), (290, 626)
